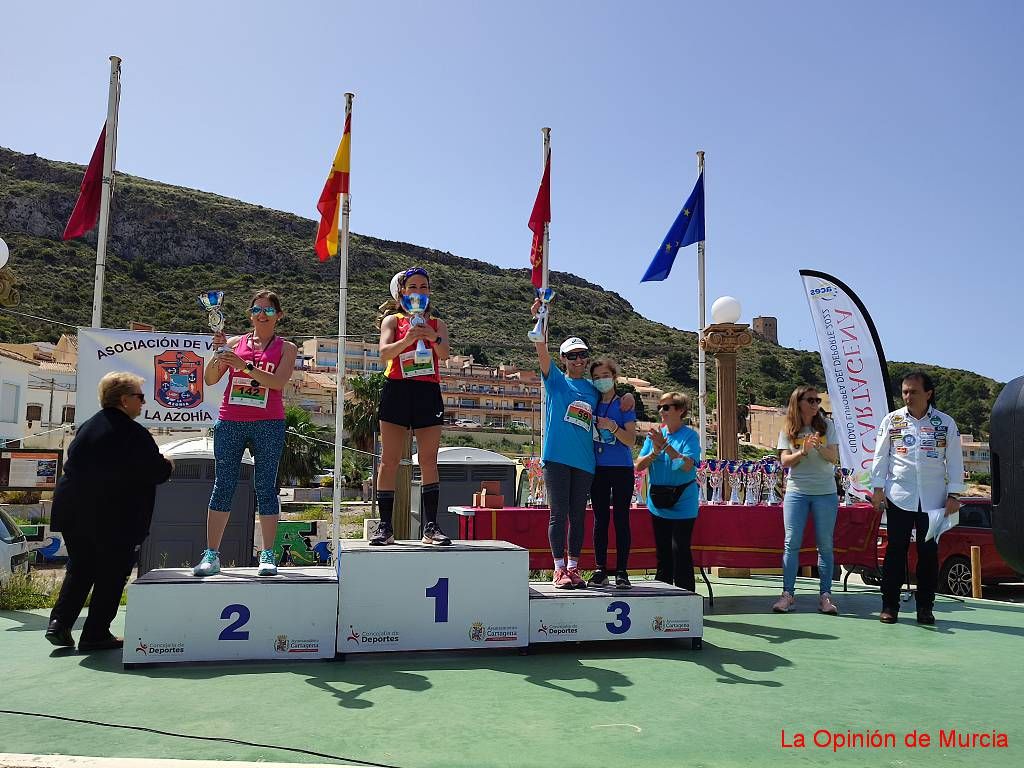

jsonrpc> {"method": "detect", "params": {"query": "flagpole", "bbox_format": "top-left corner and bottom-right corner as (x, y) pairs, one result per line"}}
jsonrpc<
(696, 150), (707, 454)
(91, 55), (121, 329)
(332, 92), (354, 577)
(539, 127), (551, 454)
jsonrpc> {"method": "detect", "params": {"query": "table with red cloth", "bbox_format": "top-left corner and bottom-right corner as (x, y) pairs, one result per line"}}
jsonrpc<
(454, 503), (880, 572)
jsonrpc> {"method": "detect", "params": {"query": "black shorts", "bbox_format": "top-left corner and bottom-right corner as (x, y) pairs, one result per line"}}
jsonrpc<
(379, 378), (445, 430)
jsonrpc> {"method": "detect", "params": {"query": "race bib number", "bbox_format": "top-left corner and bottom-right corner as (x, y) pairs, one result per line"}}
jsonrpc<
(564, 400), (593, 431)
(227, 377), (269, 408)
(399, 350), (436, 379)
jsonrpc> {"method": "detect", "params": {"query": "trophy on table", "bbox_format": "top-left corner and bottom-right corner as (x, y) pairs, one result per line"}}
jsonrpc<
(708, 459), (724, 504)
(528, 287), (555, 342)
(696, 460), (709, 505)
(727, 461), (743, 505)
(400, 293), (433, 362)
(198, 290), (230, 353)
(762, 458), (782, 505)
(839, 467), (855, 506)
(744, 461), (762, 506)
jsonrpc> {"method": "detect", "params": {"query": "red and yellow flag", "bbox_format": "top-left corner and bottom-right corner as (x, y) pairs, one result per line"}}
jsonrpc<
(315, 114), (351, 261)
(527, 148), (550, 288)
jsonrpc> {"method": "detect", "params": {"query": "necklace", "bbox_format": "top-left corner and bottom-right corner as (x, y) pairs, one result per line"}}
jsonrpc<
(595, 396), (617, 454)
(249, 333), (276, 387)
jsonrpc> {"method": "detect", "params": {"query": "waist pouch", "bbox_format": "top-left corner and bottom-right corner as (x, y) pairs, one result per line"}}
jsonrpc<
(649, 479), (696, 508)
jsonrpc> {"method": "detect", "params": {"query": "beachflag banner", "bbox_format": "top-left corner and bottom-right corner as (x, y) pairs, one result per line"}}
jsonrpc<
(76, 328), (228, 428)
(528, 147), (551, 288)
(799, 270), (895, 498)
(641, 172), (705, 282)
(315, 114), (352, 261)
(62, 125), (106, 240)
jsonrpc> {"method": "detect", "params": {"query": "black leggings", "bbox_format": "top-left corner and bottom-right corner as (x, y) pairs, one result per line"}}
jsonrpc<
(591, 465), (634, 573)
(650, 515), (696, 591)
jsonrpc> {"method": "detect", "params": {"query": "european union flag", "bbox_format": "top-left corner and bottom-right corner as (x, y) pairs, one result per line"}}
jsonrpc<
(641, 172), (705, 282)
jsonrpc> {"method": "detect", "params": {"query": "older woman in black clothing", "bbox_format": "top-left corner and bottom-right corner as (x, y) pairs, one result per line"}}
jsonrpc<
(45, 372), (173, 652)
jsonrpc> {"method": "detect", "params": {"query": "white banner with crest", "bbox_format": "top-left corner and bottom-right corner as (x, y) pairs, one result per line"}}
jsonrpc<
(77, 328), (227, 428)
(799, 271), (893, 498)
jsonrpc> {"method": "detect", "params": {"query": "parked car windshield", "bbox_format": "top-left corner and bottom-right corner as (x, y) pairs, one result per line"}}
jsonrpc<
(0, 507), (25, 544)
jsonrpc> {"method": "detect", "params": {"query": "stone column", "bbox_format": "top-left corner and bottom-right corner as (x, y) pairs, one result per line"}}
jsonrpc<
(701, 323), (754, 578)
(700, 323), (754, 462)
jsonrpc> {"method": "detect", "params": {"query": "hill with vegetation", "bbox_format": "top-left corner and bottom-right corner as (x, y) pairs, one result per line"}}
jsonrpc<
(0, 146), (1003, 436)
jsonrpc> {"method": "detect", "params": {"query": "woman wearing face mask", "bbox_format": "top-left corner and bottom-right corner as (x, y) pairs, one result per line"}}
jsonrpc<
(193, 289), (297, 578)
(587, 357), (637, 589)
(371, 267), (451, 546)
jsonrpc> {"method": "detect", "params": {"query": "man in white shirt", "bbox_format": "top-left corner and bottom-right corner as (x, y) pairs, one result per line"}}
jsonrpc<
(870, 371), (964, 625)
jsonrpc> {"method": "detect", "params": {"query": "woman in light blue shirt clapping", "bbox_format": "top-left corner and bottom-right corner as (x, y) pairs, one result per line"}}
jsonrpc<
(635, 391), (702, 591)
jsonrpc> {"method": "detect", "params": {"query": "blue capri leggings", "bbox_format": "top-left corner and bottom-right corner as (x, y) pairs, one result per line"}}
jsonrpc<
(209, 419), (287, 516)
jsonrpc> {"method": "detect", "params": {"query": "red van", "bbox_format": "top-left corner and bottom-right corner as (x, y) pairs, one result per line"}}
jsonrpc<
(867, 498), (1022, 596)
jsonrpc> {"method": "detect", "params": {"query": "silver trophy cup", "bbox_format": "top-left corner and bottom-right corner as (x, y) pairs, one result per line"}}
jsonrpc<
(199, 290), (230, 353)
(528, 287), (555, 342)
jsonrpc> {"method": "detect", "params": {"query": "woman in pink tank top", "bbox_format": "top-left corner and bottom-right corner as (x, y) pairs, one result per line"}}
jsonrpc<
(191, 289), (298, 578)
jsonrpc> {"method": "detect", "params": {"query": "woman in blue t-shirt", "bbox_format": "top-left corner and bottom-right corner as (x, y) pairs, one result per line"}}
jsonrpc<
(587, 357), (637, 589)
(635, 391), (702, 591)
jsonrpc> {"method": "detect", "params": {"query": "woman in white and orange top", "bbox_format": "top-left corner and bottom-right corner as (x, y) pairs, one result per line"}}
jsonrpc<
(372, 267), (451, 546)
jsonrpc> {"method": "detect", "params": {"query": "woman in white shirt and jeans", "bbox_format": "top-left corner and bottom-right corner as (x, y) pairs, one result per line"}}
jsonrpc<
(773, 386), (840, 615)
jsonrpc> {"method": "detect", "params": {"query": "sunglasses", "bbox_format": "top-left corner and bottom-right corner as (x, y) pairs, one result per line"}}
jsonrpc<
(659, 404), (679, 411)
(801, 397), (822, 404)
(403, 267), (429, 281)
(128, 393), (146, 403)
(250, 306), (279, 316)
(563, 351), (589, 360)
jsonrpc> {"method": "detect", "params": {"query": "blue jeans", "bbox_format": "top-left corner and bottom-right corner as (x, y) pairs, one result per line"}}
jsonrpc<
(209, 419), (286, 516)
(782, 491), (838, 594)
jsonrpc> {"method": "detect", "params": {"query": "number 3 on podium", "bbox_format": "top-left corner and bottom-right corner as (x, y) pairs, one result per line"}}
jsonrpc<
(425, 577), (449, 623)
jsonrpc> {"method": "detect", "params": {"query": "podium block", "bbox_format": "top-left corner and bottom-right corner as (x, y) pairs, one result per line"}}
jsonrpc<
(338, 540), (529, 653)
(123, 568), (339, 665)
(528, 582), (703, 645)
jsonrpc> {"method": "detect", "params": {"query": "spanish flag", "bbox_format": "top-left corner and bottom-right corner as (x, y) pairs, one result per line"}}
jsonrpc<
(315, 115), (351, 261)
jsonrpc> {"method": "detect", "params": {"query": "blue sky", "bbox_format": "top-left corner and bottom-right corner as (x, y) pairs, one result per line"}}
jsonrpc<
(3, 1), (1022, 383)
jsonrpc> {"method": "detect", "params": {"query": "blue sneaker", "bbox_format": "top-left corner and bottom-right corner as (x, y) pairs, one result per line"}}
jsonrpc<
(192, 549), (221, 577)
(257, 549), (278, 576)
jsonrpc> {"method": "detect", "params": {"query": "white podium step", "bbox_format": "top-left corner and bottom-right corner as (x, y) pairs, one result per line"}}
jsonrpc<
(528, 581), (703, 647)
(338, 539), (529, 653)
(123, 567), (339, 665)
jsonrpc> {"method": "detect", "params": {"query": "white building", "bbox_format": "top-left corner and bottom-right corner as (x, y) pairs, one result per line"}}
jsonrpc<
(0, 347), (37, 448)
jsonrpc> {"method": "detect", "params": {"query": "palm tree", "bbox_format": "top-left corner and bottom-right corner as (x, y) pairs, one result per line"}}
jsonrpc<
(278, 406), (331, 487)
(345, 373), (385, 453)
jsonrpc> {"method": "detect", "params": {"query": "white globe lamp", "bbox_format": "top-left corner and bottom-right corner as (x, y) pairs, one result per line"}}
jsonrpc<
(711, 296), (741, 325)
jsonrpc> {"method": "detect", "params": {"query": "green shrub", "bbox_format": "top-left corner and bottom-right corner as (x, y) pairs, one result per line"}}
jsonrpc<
(0, 571), (59, 610)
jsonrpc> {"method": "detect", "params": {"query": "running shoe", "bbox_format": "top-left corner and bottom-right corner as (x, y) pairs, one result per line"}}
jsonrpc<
(369, 522), (395, 546)
(566, 566), (586, 589)
(772, 591), (796, 613)
(818, 593), (839, 615)
(552, 568), (573, 589)
(421, 522), (452, 546)
(192, 549), (221, 577)
(615, 573), (632, 590)
(587, 569), (609, 587)
(257, 549), (278, 576)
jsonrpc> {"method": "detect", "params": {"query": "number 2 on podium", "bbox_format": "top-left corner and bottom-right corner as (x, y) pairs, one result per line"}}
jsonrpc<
(425, 577), (449, 623)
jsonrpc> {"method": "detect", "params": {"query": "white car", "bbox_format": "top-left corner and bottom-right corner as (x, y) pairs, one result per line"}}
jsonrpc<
(454, 418), (482, 429)
(0, 507), (31, 583)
